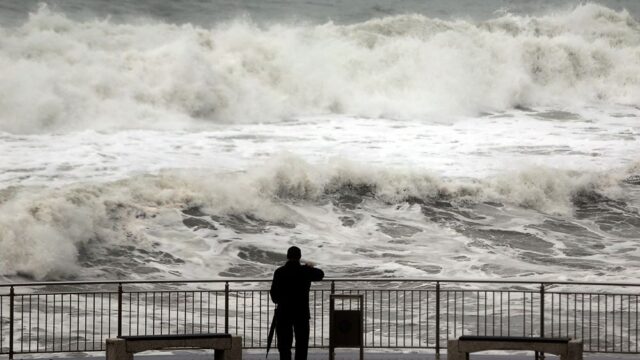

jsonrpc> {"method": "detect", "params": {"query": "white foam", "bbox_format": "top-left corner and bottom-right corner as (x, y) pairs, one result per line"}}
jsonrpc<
(0, 3), (639, 133)
(0, 155), (633, 280)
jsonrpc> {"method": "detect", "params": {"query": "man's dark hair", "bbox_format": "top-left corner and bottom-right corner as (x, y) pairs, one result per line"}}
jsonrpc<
(287, 246), (301, 261)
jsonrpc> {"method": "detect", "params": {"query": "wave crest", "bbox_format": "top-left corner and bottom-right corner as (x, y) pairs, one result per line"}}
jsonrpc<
(0, 4), (638, 133)
(1, 155), (632, 279)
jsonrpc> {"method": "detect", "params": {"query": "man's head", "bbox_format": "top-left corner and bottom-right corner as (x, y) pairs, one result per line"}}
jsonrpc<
(287, 246), (302, 261)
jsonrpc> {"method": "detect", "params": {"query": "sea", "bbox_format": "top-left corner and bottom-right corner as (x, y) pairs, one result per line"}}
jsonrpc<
(0, 0), (639, 284)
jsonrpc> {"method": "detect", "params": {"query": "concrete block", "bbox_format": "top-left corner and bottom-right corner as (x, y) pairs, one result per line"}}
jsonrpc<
(216, 336), (242, 360)
(566, 340), (583, 360)
(106, 338), (133, 360)
(125, 337), (232, 353)
(446, 340), (466, 360)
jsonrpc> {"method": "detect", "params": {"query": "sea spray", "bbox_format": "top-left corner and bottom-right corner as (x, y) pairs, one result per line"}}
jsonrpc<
(0, 4), (639, 133)
(0, 155), (633, 280)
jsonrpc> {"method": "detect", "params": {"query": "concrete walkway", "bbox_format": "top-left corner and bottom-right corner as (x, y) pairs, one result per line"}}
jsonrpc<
(19, 350), (636, 360)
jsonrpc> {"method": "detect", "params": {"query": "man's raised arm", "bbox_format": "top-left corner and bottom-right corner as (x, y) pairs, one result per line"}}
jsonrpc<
(308, 266), (324, 281)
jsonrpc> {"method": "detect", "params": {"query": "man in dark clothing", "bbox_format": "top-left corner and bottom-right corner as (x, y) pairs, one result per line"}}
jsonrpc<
(270, 246), (324, 360)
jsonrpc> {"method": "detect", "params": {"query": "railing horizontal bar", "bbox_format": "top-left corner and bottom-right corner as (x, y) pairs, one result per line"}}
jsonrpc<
(7, 291), (118, 296)
(330, 278), (640, 287)
(5, 348), (441, 355)
(544, 290), (640, 296)
(439, 289), (538, 293)
(124, 290), (229, 294)
(3, 277), (640, 288)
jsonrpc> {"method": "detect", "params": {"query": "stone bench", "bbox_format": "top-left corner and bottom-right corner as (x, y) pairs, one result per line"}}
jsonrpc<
(447, 336), (582, 360)
(106, 333), (242, 360)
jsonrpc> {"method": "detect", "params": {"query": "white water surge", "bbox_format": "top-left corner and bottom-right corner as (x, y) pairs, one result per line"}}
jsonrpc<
(0, 4), (639, 132)
(0, 152), (638, 281)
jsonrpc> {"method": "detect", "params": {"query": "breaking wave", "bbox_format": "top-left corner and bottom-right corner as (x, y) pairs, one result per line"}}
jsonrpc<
(1, 155), (636, 280)
(0, 3), (639, 133)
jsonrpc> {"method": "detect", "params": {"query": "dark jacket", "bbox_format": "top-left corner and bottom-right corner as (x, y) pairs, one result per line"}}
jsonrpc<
(270, 260), (324, 319)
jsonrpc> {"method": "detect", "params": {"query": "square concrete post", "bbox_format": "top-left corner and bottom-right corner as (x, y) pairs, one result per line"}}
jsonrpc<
(106, 338), (132, 360)
(215, 336), (242, 360)
(565, 340), (583, 360)
(447, 340), (466, 360)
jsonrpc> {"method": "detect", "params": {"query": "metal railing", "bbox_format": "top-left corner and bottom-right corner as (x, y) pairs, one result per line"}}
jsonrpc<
(1, 278), (639, 358)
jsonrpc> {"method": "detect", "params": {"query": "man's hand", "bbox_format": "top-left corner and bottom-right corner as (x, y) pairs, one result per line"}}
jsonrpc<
(304, 261), (316, 268)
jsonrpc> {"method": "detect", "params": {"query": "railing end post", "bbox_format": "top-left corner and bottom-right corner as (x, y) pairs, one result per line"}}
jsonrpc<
(540, 283), (545, 338)
(9, 286), (14, 360)
(435, 281), (441, 357)
(539, 283), (546, 360)
(117, 283), (123, 337)
(224, 281), (230, 333)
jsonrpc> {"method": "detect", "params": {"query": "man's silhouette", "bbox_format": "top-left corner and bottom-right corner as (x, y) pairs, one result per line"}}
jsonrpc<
(270, 246), (324, 360)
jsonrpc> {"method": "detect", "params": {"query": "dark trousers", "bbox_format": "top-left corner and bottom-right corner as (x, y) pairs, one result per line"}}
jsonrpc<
(276, 315), (310, 360)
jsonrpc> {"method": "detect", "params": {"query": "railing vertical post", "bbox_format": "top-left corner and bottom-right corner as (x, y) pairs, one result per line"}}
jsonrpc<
(540, 283), (545, 337)
(9, 286), (14, 360)
(224, 282), (229, 333)
(537, 283), (546, 360)
(117, 283), (123, 337)
(435, 281), (440, 359)
(329, 293), (334, 360)
(329, 281), (335, 360)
